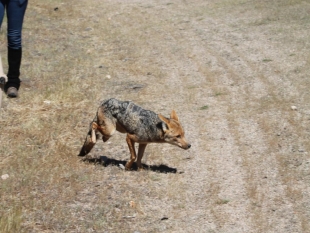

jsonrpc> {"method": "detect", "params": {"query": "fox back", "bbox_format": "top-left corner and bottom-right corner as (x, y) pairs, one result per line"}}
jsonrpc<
(101, 98), (164, 142)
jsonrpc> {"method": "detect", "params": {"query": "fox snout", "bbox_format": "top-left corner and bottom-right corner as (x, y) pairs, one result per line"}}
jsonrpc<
(178, 140), (191, 150)
(182, 143), (191, 150)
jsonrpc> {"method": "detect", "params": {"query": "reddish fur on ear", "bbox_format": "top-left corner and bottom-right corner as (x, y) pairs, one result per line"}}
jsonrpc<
(158, 114), (170, 124)
(170, 110), (179, 122)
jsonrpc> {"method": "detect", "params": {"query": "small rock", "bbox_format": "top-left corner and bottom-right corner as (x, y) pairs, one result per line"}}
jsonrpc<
(122, 214), (136, 218)
(132, 84), (144, 90)
(1, 174), (9, 180)
(161, 217), (169, 221)
(119, 164), (125, 170)
(106, 75), (111, 79)
(291, 106), (297, 110)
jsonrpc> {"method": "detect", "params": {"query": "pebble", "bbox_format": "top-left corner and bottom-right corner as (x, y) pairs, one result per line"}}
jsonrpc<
(291, 106), (297, 110)
(1, 174), (9, 180)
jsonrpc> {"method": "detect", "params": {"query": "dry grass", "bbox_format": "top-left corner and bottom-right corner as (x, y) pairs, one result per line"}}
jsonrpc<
(1, 0), (310, 232)
(0, 1), (189, 232)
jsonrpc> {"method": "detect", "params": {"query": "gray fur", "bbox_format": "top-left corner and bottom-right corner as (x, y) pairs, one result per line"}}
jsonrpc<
(101, 98), (164, 142)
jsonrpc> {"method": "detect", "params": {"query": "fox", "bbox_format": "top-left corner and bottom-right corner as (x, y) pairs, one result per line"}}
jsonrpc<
(78, 98), (191, 170)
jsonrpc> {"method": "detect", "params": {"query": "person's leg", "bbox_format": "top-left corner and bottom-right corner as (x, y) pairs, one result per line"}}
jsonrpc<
(0, 0), (8, 93)
(6, 0), (27, 50)
(4, 0), (28, 97)
(0, 0), (7, 28)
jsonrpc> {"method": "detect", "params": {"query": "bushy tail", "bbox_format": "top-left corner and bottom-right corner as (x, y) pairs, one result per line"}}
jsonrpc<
(78, 130), (94, 156)
(78, 121), (98, 156)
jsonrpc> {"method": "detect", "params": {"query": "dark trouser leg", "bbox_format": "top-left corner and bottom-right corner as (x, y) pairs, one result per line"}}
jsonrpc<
(4, 0), (28, 92)
(0, 0), (5, 27)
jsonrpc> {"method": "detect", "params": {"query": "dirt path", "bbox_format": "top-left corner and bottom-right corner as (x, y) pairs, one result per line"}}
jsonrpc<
(99, 1), (310, 232)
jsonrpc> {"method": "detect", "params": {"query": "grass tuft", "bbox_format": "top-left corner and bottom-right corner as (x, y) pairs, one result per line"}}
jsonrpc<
(199, 105), (209, 110)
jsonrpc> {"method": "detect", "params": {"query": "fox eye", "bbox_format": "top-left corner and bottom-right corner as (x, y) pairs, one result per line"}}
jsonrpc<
(176, 135), (181, 139)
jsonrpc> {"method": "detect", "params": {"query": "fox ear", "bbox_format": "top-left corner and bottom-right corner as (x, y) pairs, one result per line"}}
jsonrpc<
(158, 114), (170, 132)
(159, 114), (170, 124)
(161, 122), (169, 132)
(170, 110), (179, 122)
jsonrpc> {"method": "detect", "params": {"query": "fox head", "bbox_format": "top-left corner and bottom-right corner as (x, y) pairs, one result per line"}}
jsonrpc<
(158, 110), (191, 150)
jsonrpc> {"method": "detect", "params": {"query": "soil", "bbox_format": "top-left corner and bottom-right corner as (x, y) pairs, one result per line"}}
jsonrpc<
(1, 0), (310, 232)
(88, 1), (309, 232)
(88, 1), (310, 232)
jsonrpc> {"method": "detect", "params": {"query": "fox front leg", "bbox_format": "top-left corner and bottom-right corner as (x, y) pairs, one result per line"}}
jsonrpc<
(136, 144), (147, 170)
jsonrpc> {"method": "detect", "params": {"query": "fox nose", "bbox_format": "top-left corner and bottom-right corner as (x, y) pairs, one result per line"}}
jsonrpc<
(187, 144), (191, 149)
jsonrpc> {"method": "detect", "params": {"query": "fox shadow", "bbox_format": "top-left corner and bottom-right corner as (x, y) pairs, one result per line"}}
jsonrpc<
(82, 156), (177, 174)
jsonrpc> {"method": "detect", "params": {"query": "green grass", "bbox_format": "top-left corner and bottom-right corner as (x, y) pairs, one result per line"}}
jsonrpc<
(262, 59), (273, 62)
(199, 105), (209, 110)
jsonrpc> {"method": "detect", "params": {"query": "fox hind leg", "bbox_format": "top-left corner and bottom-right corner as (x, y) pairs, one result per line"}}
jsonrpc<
(79, 107), (117, 157)
(97, 106), (117, 142)
(125, 135), (137, 170)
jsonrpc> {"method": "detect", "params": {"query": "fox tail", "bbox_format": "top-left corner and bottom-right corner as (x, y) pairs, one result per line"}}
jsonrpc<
(78, 122), (98, 156)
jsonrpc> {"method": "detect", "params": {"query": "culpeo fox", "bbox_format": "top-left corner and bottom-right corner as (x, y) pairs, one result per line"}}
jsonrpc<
(78, 98), (191, 170)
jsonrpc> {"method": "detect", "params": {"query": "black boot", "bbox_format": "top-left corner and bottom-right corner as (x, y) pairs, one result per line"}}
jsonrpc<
(4, 47), (22, 97)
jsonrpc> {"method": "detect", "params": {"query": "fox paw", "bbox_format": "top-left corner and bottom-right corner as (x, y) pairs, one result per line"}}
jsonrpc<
(125, 162), (133, 170)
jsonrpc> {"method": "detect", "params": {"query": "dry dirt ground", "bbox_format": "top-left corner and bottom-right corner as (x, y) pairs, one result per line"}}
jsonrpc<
(1, 0), (310, 232)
